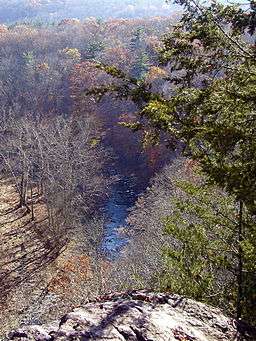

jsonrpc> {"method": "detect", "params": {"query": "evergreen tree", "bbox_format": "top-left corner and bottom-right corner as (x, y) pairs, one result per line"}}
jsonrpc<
(92, 0), (256, 323)
(161, 166), (256, 324)
(95, 0), (256, 211)
(130, 27), (150, 78)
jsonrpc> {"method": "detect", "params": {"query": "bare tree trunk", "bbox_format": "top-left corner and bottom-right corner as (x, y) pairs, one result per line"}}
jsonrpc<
(23, 175), (28, 207)
(19, 172), (29, 210)
(237, 200), (243, 320)
(46, 202), (54, 228)
(30, 186), (34, 221)
(19, 173), (24, 207)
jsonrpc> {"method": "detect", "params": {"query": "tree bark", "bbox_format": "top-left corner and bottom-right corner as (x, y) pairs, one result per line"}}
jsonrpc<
(19, 172), (29, 208)
(19, 173), (24, 207)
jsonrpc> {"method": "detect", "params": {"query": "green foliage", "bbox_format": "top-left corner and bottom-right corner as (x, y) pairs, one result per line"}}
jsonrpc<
(131, 52), (150, 79)
(62, 48), (81, 61)
(162, 173), (256, 323)
(96, 1), (256, 213)
(85, 1), (256, 323)
(162, 177), (236, 306)
(23, 51), (35, 66)
(130, 28), (150, 78)
(130, 27), (145, 50)
(143, 62), (256, 211)
(86, 41), (105, 59)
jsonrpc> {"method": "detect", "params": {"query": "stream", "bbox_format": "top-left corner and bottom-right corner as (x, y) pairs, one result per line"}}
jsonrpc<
(102, 175), (143, 257)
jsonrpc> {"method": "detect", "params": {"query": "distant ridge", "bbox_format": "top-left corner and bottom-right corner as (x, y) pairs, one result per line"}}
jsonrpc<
(0, 0), (181, 24)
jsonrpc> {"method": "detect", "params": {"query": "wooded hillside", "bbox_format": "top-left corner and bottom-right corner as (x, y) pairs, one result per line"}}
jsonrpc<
(0, 0), (179, 23)
(0, 0), (255, 338)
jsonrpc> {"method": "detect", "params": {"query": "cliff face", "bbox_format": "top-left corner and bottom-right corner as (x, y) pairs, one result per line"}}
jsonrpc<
(7, 290), (256, 341)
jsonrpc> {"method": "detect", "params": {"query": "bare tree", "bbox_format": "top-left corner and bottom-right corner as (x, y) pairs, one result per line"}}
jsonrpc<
(0, 111), (109, 305)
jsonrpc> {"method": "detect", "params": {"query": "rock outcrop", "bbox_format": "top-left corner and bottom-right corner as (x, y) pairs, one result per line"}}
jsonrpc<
(7, 290), (256, 341)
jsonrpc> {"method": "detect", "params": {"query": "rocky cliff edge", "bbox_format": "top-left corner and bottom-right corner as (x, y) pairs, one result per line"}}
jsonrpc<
(6, 290), (256, 341)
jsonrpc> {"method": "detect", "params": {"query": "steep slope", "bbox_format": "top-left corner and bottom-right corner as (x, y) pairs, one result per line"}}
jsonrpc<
(0, 178), (104, 338)
(0, 178), (65, 299)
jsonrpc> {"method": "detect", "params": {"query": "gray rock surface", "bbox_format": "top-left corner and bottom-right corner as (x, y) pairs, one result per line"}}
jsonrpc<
(6, 290), (256, 340)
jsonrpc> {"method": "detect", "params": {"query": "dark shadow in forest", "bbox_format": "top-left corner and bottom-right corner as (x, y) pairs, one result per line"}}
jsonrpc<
(0, 241), (66, 302)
